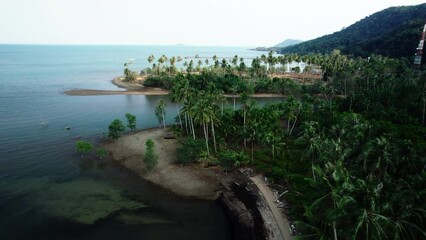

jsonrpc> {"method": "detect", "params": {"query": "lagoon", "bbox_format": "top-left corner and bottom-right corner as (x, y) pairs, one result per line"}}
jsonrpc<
(0, 44), (266, 239)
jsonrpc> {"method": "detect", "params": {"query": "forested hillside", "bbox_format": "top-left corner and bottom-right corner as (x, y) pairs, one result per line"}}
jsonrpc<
(280, 4), (426, 60)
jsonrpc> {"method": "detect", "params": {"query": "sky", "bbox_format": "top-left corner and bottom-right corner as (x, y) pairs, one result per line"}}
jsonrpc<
(0, 0), (424, 46)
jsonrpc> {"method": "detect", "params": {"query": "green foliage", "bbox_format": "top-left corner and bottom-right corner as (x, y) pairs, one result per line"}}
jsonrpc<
(280, 4), (426, 59)
(144, 139), (158, 171)
(176, 138), (205, 164)
(123, 62), (136, 82)
(125, 113), (137, 131)
(95, 148), (107, 159)
(217, 150), (249, 170)
(138, 50), (426, 239)
(155, 99), (167, 129)
(108, 119), (125, 139)
(143, 75), (174, 89)
(75, 140), (93, 158)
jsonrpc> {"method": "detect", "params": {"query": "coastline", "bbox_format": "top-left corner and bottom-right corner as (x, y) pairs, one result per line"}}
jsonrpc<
(103, 127), (292, 239)
(64, 76), (285, 98)
(102, 128), (221, 200)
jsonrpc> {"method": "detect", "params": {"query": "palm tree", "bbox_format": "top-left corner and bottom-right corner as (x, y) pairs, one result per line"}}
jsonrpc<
(264, 132), (282, 159)
(297, 121), (322, 181)
(148, 55), (155, 63)
(267, 51), (276, 73)
(193, 93), (212, 156)
(155, 99), (167, 130)
(169, 80), (184, 130)
(239, 57), (246, 76)
(229, 85), (238, 111)
(231, 55), (238, 68)
(221, 59), (227, 68)
(169, 56), (176, 75)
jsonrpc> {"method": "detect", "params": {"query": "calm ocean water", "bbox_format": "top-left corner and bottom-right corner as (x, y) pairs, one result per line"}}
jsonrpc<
(0, 45), (263, 240)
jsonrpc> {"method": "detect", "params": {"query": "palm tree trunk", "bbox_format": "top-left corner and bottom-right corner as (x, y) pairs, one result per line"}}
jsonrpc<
(221, 102), (224, 116)
(175, 104), (183, 129)
(211, 119), (217, 153)
(251, 142), (254, 163)
(162, 111), (166, 130)
(243, 109), (247, 148)
(344, 76), (347, 97)
(184, 112), (189, 133)
(191, 117), (196, 140)
(289, 114), (298, 135)
(203, 122), (209, 156)
(233, 97), (236, 111)
(333, 221), (338, 240)
(422, 96), (425, 126)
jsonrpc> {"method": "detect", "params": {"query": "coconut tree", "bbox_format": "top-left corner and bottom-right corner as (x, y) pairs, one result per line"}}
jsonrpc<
(267, 51), (276, 73)
(297, 121), (322, 181)
(197, 59), (203, 71)
(193, 93), (212, 156)
(155, 99), (167, 130)
(239, 57), (246, 76)
(169, 81), (184, 130)
(231, 55), (239, 68)
(264, 132), (283, 159)
(148, 55), (155, 72)
(221, 59), (228, 68)
(169, 56), (176, 75)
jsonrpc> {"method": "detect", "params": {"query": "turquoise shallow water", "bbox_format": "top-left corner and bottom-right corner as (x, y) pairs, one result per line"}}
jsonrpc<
(0, 44), (263, 240)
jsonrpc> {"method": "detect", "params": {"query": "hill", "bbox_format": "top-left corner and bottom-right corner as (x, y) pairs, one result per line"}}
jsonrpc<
(280, 4), (426, 59)
(250, 39), (303, 52)
(273, 39), (303, 48)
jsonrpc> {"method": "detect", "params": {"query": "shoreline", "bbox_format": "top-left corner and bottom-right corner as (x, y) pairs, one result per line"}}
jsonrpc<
(103, 127), (292, 239)
(64, 76), (286, 98)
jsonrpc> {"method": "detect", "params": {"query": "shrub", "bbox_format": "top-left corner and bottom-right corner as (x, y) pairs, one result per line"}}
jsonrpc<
(144, 139), (158, 171)
(176, 138), (205, 163)
(76, 140), (93, 158)
(96, 148), (107, 160)
(125, 113), (137, 131)
(108, 119), (125, 139)
(217, 150), (249, 170)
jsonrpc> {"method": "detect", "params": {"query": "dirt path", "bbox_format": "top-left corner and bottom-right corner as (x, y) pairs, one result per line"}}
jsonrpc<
(251, 175), (292, 240)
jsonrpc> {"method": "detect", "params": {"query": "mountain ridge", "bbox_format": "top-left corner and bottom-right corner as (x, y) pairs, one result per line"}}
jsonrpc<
(279, 3), (426, 59)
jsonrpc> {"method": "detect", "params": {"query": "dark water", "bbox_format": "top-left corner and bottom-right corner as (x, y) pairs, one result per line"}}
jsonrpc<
(0, 45), (264, 240)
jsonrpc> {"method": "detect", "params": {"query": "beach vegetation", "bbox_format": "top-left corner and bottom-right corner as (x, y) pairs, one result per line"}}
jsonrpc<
(176, 138), (205, 164)
(75, 140), (93, 158)
(125, 113), (137, 131)
(124, 61), (136, 82)
(108, 119), (126, 139)
(155, 99), (167, 130)
(95, 148), (107, 160)
(144, 139), (158, 171)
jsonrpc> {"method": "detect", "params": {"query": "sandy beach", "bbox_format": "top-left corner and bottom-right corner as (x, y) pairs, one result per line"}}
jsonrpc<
(64, 75), (285, 98)
(102, 128), (222, 199)
(103, 127), (292, 239)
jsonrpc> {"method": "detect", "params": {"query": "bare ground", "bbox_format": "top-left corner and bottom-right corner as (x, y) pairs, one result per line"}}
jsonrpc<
(102, 128), (221, 200)
(65, 75), (285, 98)
(103, 128), (293, 239)
(251, 175), (292, 239)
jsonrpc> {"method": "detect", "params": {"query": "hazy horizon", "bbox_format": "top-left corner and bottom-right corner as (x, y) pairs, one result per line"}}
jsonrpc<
(0, 0), (424, 47)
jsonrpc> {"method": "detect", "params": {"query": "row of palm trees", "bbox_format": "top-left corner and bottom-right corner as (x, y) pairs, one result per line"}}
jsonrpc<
(144, 52), (335, 77)
(159, 50), (426, 239)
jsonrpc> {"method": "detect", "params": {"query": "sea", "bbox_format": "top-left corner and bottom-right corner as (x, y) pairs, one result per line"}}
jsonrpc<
(0, 44), (264, 240)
